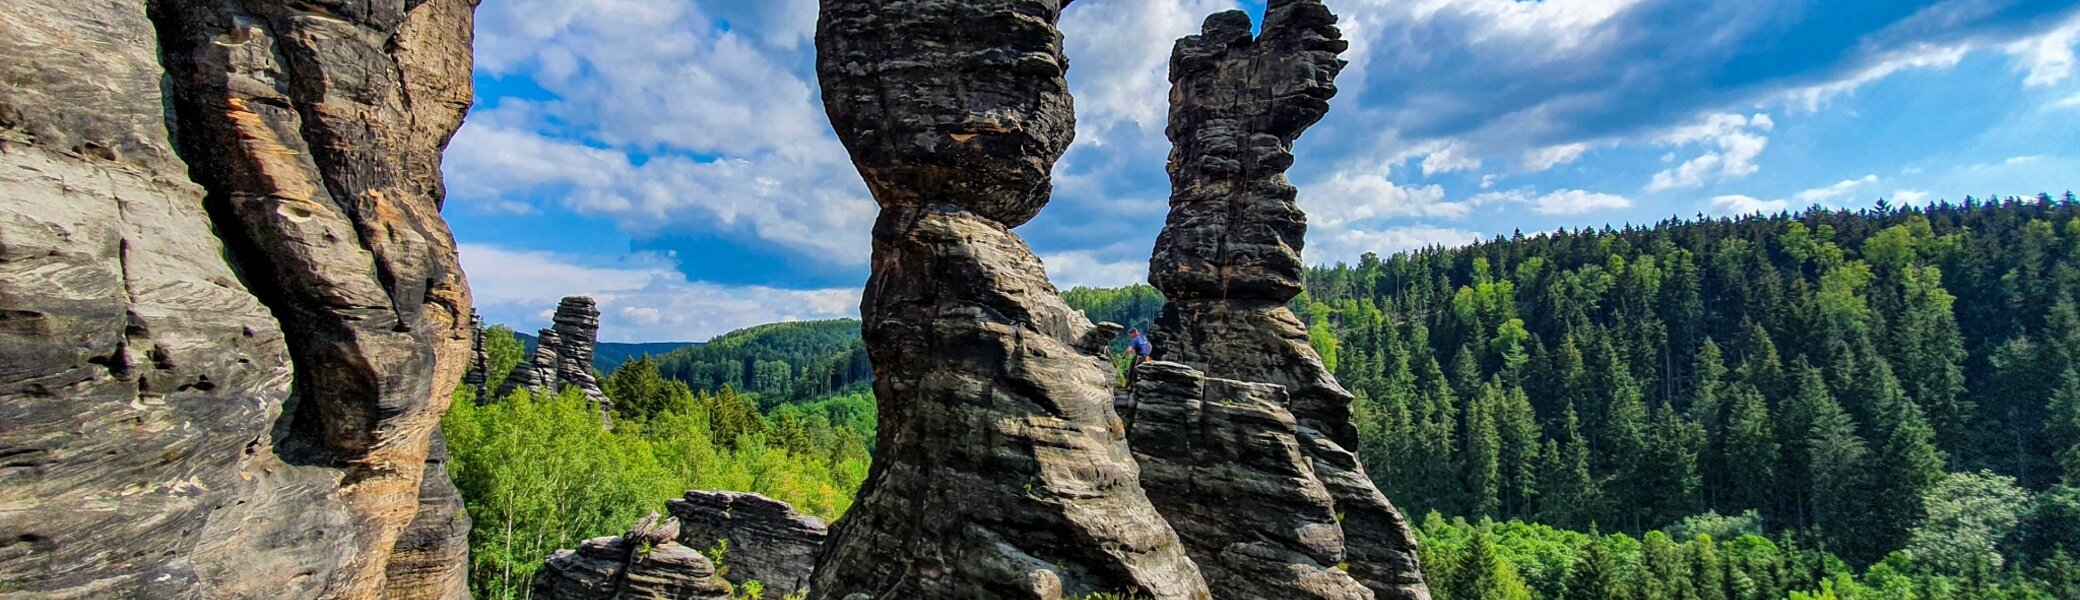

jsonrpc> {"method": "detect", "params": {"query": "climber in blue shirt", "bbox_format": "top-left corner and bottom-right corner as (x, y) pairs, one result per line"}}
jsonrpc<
(1127, 328), (1153, 365)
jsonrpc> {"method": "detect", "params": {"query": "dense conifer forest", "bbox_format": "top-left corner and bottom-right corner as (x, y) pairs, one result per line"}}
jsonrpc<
(446, 197), (2080, 599)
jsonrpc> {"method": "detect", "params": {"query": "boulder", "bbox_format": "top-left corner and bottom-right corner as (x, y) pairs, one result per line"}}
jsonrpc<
(533, 515), (734, 600)
(669, 491), (828, 599)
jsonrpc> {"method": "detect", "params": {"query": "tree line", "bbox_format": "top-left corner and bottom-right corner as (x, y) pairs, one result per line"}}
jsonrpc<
(1294, 196), (2080, 596)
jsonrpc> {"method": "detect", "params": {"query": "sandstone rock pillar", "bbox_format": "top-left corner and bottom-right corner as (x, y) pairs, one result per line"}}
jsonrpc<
(1, 0), (478, 597)
(1147, 2), (1430, 598)
(808, 0), (1208, 598)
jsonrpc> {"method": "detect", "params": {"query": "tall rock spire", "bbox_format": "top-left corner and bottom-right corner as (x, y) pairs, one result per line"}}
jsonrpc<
(495, 296), (613, 425)
(807, 0), (1208, 598)
(1147, 1), (1431, 598)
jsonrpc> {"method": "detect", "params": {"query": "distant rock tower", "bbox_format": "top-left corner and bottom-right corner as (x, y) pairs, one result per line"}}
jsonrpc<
(464, 310), (492, 403)
(496, 296), (614, 425)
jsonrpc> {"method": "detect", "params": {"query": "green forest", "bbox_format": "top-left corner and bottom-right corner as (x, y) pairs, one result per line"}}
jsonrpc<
(445, 197), (2080, 599)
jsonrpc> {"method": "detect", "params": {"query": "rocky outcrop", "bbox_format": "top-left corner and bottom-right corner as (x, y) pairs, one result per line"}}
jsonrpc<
(809, 0), (1208, 598)
(1147, 2), (1430, 599)
(384, 433), (473, 600)
(497, 296), (612, 422)
(0, 0), (476, 597)
(533, 514), (734, 600)
(465, 310), (492, 402)
(669, 491), (827, 599)
(1120, 362), (1369, 599)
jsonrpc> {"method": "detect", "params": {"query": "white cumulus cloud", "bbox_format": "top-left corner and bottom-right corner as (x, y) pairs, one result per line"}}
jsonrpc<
(1795, 174), (1880, 204)
(460, 244), (857, 343)
(1709, 194), (1791, 216)
(1647, 113), (1775, 192)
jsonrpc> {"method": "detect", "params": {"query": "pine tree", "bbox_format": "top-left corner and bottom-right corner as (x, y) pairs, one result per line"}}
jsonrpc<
(1693, 339), (1731, 509)
(1862, 393), (1945, 565)
(1890, 264), (1970, 455)
(1806, 382), (1869, 558)
(1496, 385), (1542, 518)
(1464, 382), (1504, 517)
(2046, 366), (2080, 486)
(1721, 384), (1778, 514)
(1538, 403), (1600, 529)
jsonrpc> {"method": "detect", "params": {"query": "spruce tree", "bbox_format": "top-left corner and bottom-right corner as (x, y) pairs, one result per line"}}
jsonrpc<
(1722, 384), (1778, 514)
(1464, 382), (1504, 517)
(1806, 382), (1869, 559)
(1497, 385), (1542, 518)
(2046, 366), (2080, 486)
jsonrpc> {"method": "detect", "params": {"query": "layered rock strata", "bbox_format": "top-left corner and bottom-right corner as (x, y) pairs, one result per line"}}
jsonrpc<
(0, 0), (477, 597)
(533, 514), (734, 600)
(1120, 362), (1370, 599)
(669, 491), (828, 599)
(496, 296), (612, 422)
(808, 0), (1208, 597)
(464, 310), (492, 402)
(1147, 2), (1430, 598)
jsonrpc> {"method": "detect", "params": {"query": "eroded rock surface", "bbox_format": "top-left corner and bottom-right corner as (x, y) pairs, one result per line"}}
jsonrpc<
(809, 0), (1208, 598)
(465, 310), (492, 402)
(533, 514), (734, 600)
(1147, 2), (1430, 598)
(0, 0), (476, 597)
(497, 296), (612, 422)
(669, 491), (827, 599)
(1120, 362), (1369, 599)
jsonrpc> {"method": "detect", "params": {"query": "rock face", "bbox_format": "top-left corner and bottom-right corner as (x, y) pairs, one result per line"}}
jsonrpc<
(1120, 362), (1369, 599)
(810, 0), (1208, 598)
(1147, 2), (1431, 599)
(465, 310), (492, 402)
(533, 514), (734, 600)
(385, 433), (474, 600)
(0, 0), (476, 597)
(497, 296), (612, 422)
(669, 491), (828, 599)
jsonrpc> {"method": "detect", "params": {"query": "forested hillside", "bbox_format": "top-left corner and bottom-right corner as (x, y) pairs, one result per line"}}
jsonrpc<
(514, 330), (699, 371)
(650, 319), (870, 405)
(1297, 197), (2080, 596)
(444, 197), (2080, 599)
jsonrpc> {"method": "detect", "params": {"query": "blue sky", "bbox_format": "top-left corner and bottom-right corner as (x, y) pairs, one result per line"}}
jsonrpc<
(446, 0), (2080, 342)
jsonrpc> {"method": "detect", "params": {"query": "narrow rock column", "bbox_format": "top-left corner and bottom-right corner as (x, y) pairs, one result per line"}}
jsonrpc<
(1148, 2), (1430, 598)
(464, 310), (491, 403)
(809, 0), (1208, 598)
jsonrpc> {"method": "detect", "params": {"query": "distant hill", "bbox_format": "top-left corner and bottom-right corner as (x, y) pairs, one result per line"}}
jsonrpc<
(651, 319), (868, 405)
(515, 331), (700, 372)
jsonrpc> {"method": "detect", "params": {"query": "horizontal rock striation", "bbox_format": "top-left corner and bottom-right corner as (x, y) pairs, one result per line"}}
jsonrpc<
(1148, 2), (1430, 599)
(669, 490), (828, 599)
(1121, 361), (1370, 599)
(497, 296), (612, 423)
(533, 514), (734, 600)
(0, 0), (477, 597)
(809, 0), (1208, 598)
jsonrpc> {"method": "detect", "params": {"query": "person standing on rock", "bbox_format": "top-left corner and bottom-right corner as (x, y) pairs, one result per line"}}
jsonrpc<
(1128, 328), (1155, 366)
(1125, 328), (1155, 386)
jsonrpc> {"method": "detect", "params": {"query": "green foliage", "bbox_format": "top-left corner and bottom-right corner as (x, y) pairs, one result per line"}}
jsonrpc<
(650, 320), (869, 405)
(1298, 200), (2080, 588)
(1416, 514), (2076, 600)
(446, 381), (869, 598)
(1905, 470), (2031, 575)
(483, 324), (527, 386)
